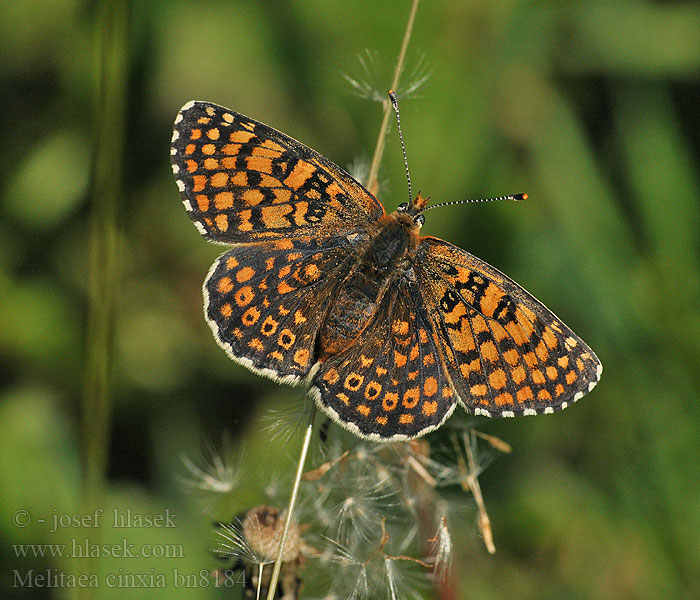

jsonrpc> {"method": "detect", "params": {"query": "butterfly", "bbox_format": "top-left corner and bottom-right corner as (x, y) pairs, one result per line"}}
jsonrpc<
(171, 101), (602, 441)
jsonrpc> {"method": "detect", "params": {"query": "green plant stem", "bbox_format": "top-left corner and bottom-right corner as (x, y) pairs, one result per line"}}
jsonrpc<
(366, 0), (420, 193)
(266, 403), (316, 600)
(80, 1), (128, 598)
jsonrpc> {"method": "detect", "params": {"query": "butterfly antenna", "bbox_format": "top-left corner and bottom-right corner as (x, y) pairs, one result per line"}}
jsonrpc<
(422, 193), (528, 212)
(389, 90), (413, 206)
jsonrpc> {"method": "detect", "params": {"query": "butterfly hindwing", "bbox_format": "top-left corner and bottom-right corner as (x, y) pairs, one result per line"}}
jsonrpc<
(309, 281), (457, 440)
(415, 237), (602, 416)
(205, 236), (352, 383)
(171, 101), (384, 244)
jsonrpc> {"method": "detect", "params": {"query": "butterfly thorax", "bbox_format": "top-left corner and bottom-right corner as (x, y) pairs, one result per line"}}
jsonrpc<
(319, 212), (421, 358)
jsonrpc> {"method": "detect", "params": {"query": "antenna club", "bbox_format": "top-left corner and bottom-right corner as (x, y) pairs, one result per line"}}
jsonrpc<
(517, 193), (528, 201)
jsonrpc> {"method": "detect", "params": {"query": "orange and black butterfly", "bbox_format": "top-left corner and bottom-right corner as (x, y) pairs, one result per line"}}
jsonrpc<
(171, 101), (602, 441)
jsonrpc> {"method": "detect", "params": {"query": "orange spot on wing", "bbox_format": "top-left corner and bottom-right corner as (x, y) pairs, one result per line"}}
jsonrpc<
(470, 384), (487, 397)
(243, 189), (264, 206)
(283, 160), (315, 189)
(495, 392), (514, 406)
(238, 209), (253, 232)
(382, 393), (398, 411)
(248, 338), (265, 352)
(241, 306), (261, 326)
(479, 284), (504, 317)
(259, 173), (281, 187)
(222, 144), (241, 155)
(403, 387), (420, 409)
(261, 204), (293, 228)
(480, 340), (499, 362)
(399, 414), (414, 424)
(394, 351), (408, 367)
(489, 369), (507, 389)
(273, 189), (292, 204)
(261, 139), (285, 152)
(523, 352), (538, 368)
(422, 401), (438, 417)
(293, 349), (310, 367)
(236, 267), (255, 282)
(192, 175), (207, 192)
(542, 327), (558, 349)
(230, 171), (248, 186)
(277, 281), (295, 294)
(516, 386), (533, 402)
(423, 377), (438, 397)
(503, 349), (520, 366)
(211, 172), (228, 187)
(511, 365), (526, 384)
(229, 130), (255, 143)
(217, 277), (233, 293)
(247, 156), (272, 173)
(215, 192), (233, 210)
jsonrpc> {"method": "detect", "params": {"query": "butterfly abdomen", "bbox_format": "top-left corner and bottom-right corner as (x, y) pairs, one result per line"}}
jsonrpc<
(319, 217), (415, 357)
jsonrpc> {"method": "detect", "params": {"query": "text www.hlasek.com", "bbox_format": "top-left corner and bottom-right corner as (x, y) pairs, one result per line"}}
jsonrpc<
(13, 539), (183, 559)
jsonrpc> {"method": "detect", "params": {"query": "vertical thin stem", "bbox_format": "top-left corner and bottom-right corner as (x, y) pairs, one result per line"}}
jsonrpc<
(80, 1), (128, 598)
(265, 403), (316, 600)
(366, 0), (420, 194)
(256, 563), (264, 600)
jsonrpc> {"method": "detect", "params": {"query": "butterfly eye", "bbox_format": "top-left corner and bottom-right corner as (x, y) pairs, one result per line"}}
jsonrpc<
(415, 214), (425, 226)
(397, 202), (409, 212)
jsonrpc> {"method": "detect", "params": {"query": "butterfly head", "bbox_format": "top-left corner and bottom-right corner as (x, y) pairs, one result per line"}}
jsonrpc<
(395, 192), (429, 229)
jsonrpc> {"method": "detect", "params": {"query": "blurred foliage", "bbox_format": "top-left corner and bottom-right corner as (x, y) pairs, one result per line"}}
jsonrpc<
(1, 0), (699, 598)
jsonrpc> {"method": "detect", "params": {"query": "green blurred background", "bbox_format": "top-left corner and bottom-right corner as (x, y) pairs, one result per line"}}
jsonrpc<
(2, 0), (700, 598)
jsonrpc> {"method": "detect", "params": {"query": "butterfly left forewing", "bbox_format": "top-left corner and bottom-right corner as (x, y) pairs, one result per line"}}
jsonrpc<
(415, 237), (602, 417)
(171, 101), (384, 244)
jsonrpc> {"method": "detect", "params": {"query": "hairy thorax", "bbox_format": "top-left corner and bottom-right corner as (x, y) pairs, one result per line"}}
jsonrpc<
(319, 212), (420, 357)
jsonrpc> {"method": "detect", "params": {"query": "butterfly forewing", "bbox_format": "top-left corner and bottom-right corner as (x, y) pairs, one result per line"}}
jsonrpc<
(415, 237), (602, 416)
(171, 101), (384, 244)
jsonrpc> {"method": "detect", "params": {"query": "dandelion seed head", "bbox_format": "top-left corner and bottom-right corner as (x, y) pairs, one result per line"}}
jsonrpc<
(180, 436), (243, 515)
(243, 505), (302, 563)
(342, 49), (431, 104)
